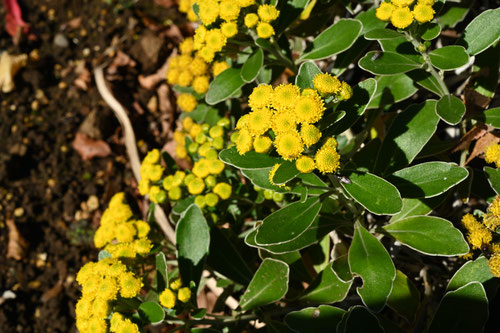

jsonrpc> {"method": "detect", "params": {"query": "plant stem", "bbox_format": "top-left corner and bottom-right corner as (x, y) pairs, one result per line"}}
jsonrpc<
(327, 174), (359, 217)
(269, 41), (297, 74)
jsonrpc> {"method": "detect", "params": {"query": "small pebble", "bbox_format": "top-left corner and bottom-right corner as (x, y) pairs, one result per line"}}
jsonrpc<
(54, 33), (69, 48)
(14, 207), (24, 217)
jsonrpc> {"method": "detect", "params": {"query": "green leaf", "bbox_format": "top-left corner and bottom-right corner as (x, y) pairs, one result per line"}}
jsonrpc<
(172, 197), (195, 215)
(348, 223), (396, 312)
(387, 162), (469, 198)
(219, 146), (279, 169)
(240, 258), (289, 310)
(205, 68), (245, 105)
(384, 216), (469, 256)
(192, 329), (220, 333)
(273, 0), (309, 35)
(389, 196), (445, 223)
(338, 306), (385, 333)
(332, 255), (353, 283)
(472, 44), (500, 98)
(419, 23), (441, 40)
(341, 171), (403, 215)
(359, 51), (423, 75)
(387, 270), (420, 323)
(374, 100), (439, 175)
(327, 78), (377, 136)
(273, 160), (300, 185)
(299, 19), (363, 61)
(155, 252), (169, 291)
(460, 8), (500, 55)
(406, 69), (446, 97)
(485, 166), (500, 194)
(429, 46), (469, 70)
(364, 28), (402, 40)
(428, 282), (489, 333)
(295, 61), (322, 90)
(98, 250), (112, 260)
(447, 256), (500, 299)
(138, 302), (165, 324)
(255, 197), (322, 246)
(438, 5), (469, 29)
(241, 48), (263, 83)
(436, 94), (466, 125)
(474, 107), (500, 128)
(301, 265), (352, 303)
(176, 204), (210, 286)
(284, 305), (345, 333)
(368, 74), (418, 109)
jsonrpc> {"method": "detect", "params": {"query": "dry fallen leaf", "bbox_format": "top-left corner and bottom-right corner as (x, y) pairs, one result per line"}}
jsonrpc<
(0, 51), (27, 93)
(138, 52), (174, 90)
(466, 132), (500, 165)
(73, 60), (91, 91)
(72, 132), (112, 160)
(107, 50), (136, 76)
(452, 124), (488, 153)
(6, 218), (28, 260)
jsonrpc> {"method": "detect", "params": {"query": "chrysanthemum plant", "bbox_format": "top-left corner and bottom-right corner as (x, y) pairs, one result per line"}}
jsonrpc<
(76, 1), (500, 332)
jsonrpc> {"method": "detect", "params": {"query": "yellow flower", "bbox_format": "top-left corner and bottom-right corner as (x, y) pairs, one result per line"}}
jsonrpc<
(300, 124), (322, 147)
(253, 135), (273, 153)
(258, 5), (280, 22)
(272, 111), (297, 134)
(413, 3), (434, 23)
(198, 46), (215, 63)
(339, 81), (353, 100)
(193, 159), (211, 178)
(134, 220), (150, 238)
(256, 22), (275, 39)
(77, 262), (97, 286)
(489, 196), (500, 219)
(391, 6), (414, 29)
(168, 186), (182, 200)
(419, 0), (435, 5)
(190, 123), (203, 138)
(96, 278), (118, 301)
(199, 0), (219, 25)
(238, 0), (255, 7)
(244, 13), (259, 28)
(275, 131), (304, 160)
(205, 192), (219, 207)
(212, 137), (224, 150)
(119, 272), (143, 298)
(206, 29), (227, 52)
(178, 54), (193, 68)
(249, 84), (274, 110)
(296, 155), (316, 173)
(485, 143), (500, 168)
(269, 163), (281, 185)
(144, 149), (161, 164)
(272, 84), (301, 110)
(174, 130), (186, 145)
(193, 75), (210, 94)
(219, 0), (240, 21)
(195, 195), (206, 208)
(134, 237), (153, 255)
(75, 296), (93, 319)
(212, 61), (230, 76)
(177, 94), (198, 112)
(178, 287), (192, 303)
(205, 175), (217, 188)
(313, 73), (341, 95)
(247, 108), (273, 136)
(115, 319), (139, 333)
(86, 318), (107, 333)
(194, 26), (207, 49)
(179, 37), (194, 54)
(213, 182), (232, 199)
(236, 128), (254, 154)
(294, 95), (325, 124)
(221, 21), (238, 38)
(182, 117), (194, 131)
(91, 298), (111, 319)
(191, 57), (208, 76)
(315, 145), (340, 174)
(376, 2), (395, 21)
(166, 68), (180, 85)
(170, 278), (183, 290)
(187, 9), (198, 22)
(483, 213), (500, 232)
(176, 145), (188, 159)
(177, 70), (194, 87)
(116, 222), (137, 243)
(188, 177), (206, 195)
(208, 159), (225, 174)
(323, 137), (338, 148)
(489, 253), (500, 278)
(467, 226), (492, 250)
(178, 0), (191, 12)
(159, 289), (177, 309)
(461, 213), (482, 232)
(209, 125), (224, 138)
(391, 0), (414, 6)
(148, 164), (164, 182)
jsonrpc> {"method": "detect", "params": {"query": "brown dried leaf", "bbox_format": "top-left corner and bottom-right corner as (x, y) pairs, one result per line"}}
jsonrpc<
(73, 61), (91, 91)
(107, 50), (136, 75)
(154, 0), (175, 7)
(138, 53), (173, 90)
(466, 132), (500, 165)
(41, 282), (62, 303)
(72, 132), (111, 160)
(6, 218), (28, 260)
(452, 124), (488, 153)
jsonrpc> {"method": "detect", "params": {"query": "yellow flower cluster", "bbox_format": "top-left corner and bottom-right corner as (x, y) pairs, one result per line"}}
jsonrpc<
(158, 278), (192, 309)
(75, 258), (143, 333)
(461, 196), (500, 277)
(138, 149), (169, 204)
(485, 143), (500, 168)
(178, 0), (198, 22)
(376, 0), (436, 29)
(93, 192), (153, 258)
(233, 74), (351, 179)
(166, 37), (230, 112)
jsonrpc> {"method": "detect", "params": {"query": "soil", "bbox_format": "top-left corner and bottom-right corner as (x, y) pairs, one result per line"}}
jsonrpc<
(0, 1), (183, 331)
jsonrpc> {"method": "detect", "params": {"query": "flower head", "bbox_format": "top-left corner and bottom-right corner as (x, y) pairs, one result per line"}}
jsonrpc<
(253, 136), (272, 153)
(191, 57), (208, 76)
(275, 131), (304, 160)
(272, 111), (297, 134)
(236, 128), (254, 154)
(249, 84), (273, 110)
(489, 253), (500, 277)
(159, 289), (176, 309)
(376, 2), (395, 21)
(199, 1), (219, 25)
(413, 3), (434, 23)
(178, 287), (192, 303)
(256, 22), (275, 39)
(313, 73), (341, 95)
(296, 156), (316, 173)
(247, 108), (273, 136)
(206, 29), (227, 52)
(258, 5), (279, 22)
(391, 6), (413, 29)
(188, 177), (206, 195)
(244, 13), (259, 28)
(315, 145), (340, 174)
(301, 124), (322, 147)
(272, 84), (301, 110)
(213, 182), (232, 199)
(293, 95), (325, 124)
(212, 61), (230, 76)
(193, 75), (210, 94)
(221, 21), (238, 38)
(485, 143), (500, 168)
(219, 0), (240, 21)
(391, 0), (414, 6)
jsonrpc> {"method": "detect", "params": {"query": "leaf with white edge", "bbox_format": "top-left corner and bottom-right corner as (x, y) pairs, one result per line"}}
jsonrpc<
(474, 107), (500, 129)
(438, 5), (469, 29)
(436, 95), (466, 125)
(284, 305), (345, 333)
(348, 223), (396, 312)
(387, 270), (420, 323)
(192, 329), (220, 333)
(406, 69), (446, 97)
(332, 254), (353, 283)
(364, 28), (402, 40)
(273, 160), (300, 185)
(387, 162), (469, 198)
(338, 306), (385, 333)
(138, 302), (165, 324)
(384, 216), (469, 256)
(359, 51), (423, 75)
(419, 23), (441, 40)
(341, 170), (403, 215)
(219, 146), (279, 170)
(205, 68), (245, 105)
(374, 100), (439, 175)
(176, 204), (210, 286)
(301, 265), (351, 303)
(240, 258), (289, 310)
(429, 46), (470, 70)
(241, 48), (263, 83)
(155, 252), (169, 291)
(428, 282), (489, 333)
(295, 61), (322, 90)
(368, 74), (418, 109)
(485, 167), (500, 194)
(389, 196), (445, 223)
(255, 197), (322, 246)
(460, 8), (500, 55)
(299, 19), (363, 61)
